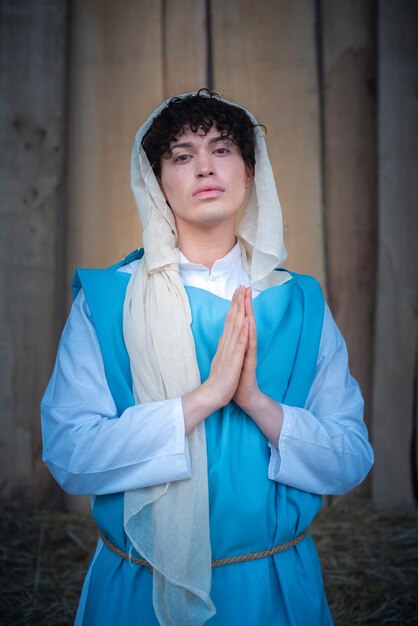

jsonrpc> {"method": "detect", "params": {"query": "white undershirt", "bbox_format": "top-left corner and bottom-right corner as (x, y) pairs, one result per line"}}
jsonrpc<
(178, 242), (254, 298)
(41, 244), (373, 497)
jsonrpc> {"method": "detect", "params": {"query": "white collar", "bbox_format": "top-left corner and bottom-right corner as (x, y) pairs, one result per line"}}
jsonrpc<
(177, 242), (242, 276)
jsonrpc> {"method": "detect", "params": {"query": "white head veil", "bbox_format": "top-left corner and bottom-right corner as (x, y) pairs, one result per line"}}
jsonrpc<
(123, 91), (288, 626)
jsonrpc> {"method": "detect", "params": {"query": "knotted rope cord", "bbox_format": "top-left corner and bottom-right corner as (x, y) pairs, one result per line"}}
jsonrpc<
(100, 529), (309, 571)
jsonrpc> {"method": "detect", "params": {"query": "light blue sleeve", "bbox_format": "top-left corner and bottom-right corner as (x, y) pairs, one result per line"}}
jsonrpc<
(41, 290), (192, 496)
(268, 304), (374, 495)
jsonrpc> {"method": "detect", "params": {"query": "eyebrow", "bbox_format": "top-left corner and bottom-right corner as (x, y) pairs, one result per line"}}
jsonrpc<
(170, 135), (230, 150)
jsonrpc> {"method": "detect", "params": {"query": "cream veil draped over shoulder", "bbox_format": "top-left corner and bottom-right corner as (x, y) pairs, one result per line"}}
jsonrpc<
(123, 92), (288, 626)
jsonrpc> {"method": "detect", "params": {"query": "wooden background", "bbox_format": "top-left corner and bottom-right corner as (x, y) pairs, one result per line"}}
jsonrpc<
(1, 0), (417, 507)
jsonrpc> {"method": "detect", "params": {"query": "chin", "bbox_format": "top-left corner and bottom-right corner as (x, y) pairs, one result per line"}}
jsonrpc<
(197, 212), (238, 228)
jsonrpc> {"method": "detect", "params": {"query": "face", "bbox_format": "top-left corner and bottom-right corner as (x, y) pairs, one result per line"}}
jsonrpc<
(158, 126), (253, 235)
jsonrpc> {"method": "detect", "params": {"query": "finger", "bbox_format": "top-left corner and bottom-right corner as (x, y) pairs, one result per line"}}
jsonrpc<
(247, 319), (257, 362)
(220, 288), (240, 343)
(230, 289), (247, 347)
(235, 318), (250, 361)
(208, 318), (249, 402)
(216, 317), (248, 377)
(244, 287), (254, 321)
(236, 286), (246, 326)
(230, 320), (249, 391)
(217, 288), (246, 357)
(244, 287), (257, 344)
(223, 288), (246, 348)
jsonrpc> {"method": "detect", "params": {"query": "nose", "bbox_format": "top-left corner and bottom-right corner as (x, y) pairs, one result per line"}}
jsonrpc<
(195, 151), (214, 177)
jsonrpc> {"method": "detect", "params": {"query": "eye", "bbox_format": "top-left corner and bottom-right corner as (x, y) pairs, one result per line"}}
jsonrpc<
(174, 153), (192, 163)
(214, 147), (230, 155)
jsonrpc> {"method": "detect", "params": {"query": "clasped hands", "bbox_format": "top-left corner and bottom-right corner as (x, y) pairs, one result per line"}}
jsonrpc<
(206, 285), (259, 412)
(182, 286), (283, 446)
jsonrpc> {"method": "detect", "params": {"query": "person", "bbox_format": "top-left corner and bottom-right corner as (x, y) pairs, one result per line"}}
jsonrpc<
(41, 89), (374, 626)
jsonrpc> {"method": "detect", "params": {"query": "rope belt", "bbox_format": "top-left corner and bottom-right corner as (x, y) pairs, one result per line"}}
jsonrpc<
(100, 529), (308, 571)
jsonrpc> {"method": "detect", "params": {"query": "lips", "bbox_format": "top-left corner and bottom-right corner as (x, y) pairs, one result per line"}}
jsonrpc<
(192, 185), (225, 198)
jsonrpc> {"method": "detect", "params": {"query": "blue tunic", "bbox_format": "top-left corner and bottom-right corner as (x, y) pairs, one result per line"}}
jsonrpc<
(73, 250), (333, 625)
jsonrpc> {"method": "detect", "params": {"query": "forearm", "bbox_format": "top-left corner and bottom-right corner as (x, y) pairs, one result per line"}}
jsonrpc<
(269, 305), (374, 495)
(44, 442), (191, 496)
(269, 403), (373, 495)
(182, 377), (230, 434)
(41, 290), (192, 496)
(42, 395), (192, 495)
(240, 389), (284, 447)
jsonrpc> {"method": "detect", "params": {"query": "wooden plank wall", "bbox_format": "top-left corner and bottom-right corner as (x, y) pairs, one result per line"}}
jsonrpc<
(372, 0), (418, 504)
(0, 0), (68, 502)
(163, 0), (208, 95)
(321, 0), (377, 493)
(2, 0), (417, 505)
(66, 0), (210, 285)
(66, 0), (164, 284)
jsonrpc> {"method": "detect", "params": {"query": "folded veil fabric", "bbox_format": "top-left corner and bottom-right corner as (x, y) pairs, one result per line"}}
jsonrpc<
(123, 92), (289, 625)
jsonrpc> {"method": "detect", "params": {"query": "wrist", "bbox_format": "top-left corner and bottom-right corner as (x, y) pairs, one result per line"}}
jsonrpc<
(182, 381), (223, 434)
(238, 386), (265, 417)
(243, 391), (284, 446)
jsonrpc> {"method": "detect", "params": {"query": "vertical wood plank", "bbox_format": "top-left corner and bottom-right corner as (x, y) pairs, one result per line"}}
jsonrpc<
(67, 0), (165, 284)
(0, 0), (68, 500)
(65, 0), (165, 512)
(322, 0), (377, 493)
(163, 0), (207, 96)
(372, 0), (418, 504)
(211, 0), (326, 287)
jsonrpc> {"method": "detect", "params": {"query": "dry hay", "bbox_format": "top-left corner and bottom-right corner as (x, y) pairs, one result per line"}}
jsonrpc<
(311, 496), (418, 624)
(0, 495), (417, 625)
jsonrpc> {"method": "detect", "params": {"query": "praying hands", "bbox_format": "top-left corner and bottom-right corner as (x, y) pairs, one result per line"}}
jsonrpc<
(182, 286), (283, 446)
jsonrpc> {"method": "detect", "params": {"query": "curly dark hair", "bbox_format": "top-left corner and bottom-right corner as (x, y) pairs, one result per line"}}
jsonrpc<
(141, 89), (260, 177)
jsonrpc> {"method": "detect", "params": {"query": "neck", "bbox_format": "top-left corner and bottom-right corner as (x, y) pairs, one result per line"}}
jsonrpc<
(177, 224), (237, 269)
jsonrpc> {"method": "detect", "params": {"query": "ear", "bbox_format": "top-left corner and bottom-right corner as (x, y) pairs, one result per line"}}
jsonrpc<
(245, 163), (254, 188)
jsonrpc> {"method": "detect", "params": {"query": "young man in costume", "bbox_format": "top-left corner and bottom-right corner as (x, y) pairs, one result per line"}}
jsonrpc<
(41, 91), (374, 626)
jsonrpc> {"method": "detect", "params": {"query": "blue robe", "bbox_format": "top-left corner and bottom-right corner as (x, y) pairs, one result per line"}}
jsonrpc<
(73, 249), (333, 625)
